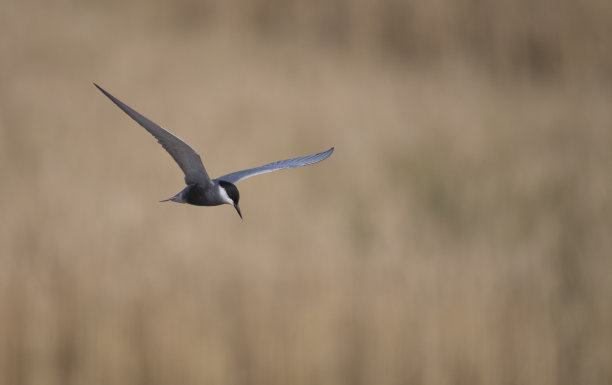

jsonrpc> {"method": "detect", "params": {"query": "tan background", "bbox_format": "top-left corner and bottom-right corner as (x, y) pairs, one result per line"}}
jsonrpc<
(1, 0), (611, 384)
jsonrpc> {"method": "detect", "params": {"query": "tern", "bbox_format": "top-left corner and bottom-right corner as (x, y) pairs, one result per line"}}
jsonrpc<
(94, 84), (334, 219)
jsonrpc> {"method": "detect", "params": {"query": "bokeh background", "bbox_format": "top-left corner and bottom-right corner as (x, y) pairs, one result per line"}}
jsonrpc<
(1, 0), (611, 384)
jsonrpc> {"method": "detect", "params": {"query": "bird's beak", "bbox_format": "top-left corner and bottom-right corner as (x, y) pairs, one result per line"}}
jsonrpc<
(234, 203), (243, 219)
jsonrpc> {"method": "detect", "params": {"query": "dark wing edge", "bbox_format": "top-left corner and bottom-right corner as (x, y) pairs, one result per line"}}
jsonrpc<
(94, 83), (211, 185)
(216, 147), (334, 184)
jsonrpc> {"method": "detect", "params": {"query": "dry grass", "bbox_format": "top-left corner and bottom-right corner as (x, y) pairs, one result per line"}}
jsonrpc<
(1, 0), (611, 384)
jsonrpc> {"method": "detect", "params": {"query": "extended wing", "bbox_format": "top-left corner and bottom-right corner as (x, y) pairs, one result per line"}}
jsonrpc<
(216, 147), (334, 184)
(94, 83), (211, 186)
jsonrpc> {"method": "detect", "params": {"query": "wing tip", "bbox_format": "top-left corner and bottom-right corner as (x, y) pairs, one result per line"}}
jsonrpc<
(93, 82), (111, 98)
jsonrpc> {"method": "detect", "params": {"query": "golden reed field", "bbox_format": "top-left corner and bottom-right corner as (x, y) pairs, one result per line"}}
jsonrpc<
(1, 0), (611, 384)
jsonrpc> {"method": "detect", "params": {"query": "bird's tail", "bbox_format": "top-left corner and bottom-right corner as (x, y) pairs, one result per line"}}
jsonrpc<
(159, 192), (184, 203)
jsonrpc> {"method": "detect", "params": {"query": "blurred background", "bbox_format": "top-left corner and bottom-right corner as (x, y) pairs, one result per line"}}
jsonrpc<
(1, 0), (611, 384)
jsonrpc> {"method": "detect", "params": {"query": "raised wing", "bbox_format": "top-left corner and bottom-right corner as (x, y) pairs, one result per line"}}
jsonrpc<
(94, 83), (211, 186)
(216, 147), (334, 184)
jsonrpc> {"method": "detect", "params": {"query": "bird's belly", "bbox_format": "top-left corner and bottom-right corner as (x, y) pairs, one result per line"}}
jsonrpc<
(188, 199), (222, 207)
(183, 185), (222, 206)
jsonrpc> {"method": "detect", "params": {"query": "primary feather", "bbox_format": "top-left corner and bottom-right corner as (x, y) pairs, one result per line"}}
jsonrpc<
(94, 83), (211, 186)
(216, 147), (334, 184)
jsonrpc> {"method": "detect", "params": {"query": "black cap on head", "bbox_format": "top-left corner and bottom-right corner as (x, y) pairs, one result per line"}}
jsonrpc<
(218, 180), (242, 219)
(218, 180), (240, 204)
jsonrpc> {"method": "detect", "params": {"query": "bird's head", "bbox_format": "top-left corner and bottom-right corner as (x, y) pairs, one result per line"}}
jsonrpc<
(218, 180), (242, 219)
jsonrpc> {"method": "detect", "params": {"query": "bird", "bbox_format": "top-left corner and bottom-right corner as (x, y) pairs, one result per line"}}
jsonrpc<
(94, 83), (334, 219)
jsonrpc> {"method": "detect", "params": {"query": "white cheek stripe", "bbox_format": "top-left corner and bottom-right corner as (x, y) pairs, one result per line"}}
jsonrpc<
(218, 187), (234, 205)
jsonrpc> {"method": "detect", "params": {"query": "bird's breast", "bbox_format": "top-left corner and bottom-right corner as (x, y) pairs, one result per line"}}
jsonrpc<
(183, 185), (223, 206)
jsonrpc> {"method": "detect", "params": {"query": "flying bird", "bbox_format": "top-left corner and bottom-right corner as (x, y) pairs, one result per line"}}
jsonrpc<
(94, 84), (334, 218)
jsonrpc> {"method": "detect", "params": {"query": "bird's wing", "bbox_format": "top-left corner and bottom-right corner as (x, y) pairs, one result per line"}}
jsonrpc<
(216, 147), (334, 184)
(94, 83), (211, 186)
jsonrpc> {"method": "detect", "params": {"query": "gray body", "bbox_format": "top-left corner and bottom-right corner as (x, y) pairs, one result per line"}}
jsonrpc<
(170, 182), (228, 206)
(94, 84), (334, 218)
